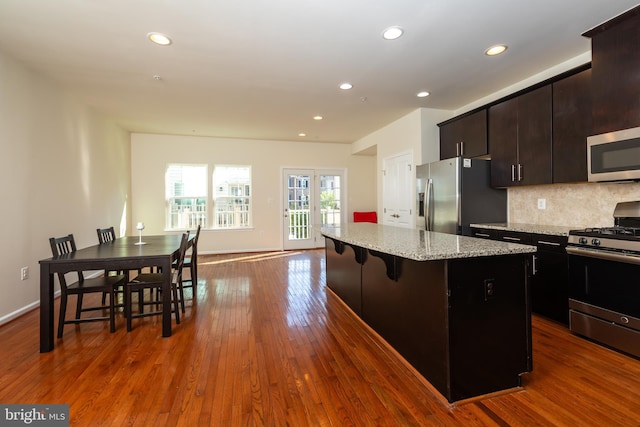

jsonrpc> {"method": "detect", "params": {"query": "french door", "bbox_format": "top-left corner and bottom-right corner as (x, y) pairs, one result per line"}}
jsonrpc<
(283, 168), (344, 250)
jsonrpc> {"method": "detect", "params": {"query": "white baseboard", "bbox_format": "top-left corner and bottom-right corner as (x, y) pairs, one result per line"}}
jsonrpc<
(0, 289), (61, 326)
(199, 247), (282, 255)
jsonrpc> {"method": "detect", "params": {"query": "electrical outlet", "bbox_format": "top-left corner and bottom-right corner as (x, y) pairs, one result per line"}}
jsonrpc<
(21, 267), (29, 280)
(484, 279), (495, 301)
(537, 198), (546, 210)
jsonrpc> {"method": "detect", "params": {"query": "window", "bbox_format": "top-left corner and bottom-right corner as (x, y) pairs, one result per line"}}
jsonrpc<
(165, 164), (252, 230)
(166, 164), (207, 230)
(213, 165), (251, 228)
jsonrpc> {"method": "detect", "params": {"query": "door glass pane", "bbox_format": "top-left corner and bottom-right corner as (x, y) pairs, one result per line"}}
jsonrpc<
(319, 175), (341, 226)
(288, 174), (310, 240)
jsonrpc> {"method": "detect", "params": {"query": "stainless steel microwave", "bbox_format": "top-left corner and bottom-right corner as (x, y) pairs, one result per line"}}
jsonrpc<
(588, 126), (640, 182)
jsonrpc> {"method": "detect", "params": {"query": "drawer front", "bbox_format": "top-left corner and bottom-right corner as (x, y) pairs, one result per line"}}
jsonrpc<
(570, 309), (640, 358)
(469, 227), (498, 240)
(531, 233), (567, 253)
(498, 230), (533, 245)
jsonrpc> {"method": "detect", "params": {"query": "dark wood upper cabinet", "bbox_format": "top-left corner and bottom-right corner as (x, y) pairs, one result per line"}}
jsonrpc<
(488, 98), (518, 187)
(438, 109), (488, 159)
(584, 6), (640, 134)
(489, 85), (552, 187)
(517, 86), (553, 185)
(552, 68), (592, 183)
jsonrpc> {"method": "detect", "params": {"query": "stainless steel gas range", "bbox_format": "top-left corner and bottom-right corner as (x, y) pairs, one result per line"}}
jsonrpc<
(566, 201), (640, 358)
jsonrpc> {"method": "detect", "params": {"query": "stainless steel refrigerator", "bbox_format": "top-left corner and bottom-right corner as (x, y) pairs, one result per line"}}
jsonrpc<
(416, 157), (507, 235)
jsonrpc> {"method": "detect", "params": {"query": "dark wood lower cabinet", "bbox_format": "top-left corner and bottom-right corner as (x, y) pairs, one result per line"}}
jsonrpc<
(448, 256), (532, 400)
(470, 228), (570, 326)
(362, 251), (450, 395)
(324, 238), (365, 316)
(325, 239), (533, 403)
(531, 235), (569, 325)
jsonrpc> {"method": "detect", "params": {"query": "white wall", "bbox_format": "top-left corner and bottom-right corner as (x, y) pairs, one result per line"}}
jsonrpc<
(130, 133), (376, 253)
(352, 108), (451, 218)
(0, 51), (131, 324)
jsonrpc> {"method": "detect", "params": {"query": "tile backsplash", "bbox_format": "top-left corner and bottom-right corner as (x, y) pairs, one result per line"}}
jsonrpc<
(508, 181), (640, 228)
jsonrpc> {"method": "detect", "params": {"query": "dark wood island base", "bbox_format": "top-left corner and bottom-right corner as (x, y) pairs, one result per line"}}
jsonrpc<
(324, 236), (533, 403)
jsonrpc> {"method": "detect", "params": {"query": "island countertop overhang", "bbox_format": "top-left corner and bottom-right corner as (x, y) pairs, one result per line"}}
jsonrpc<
(320, 223), (536, 261)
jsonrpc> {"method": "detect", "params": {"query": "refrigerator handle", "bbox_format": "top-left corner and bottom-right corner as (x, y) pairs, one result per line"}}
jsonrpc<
(425, 179), (433, 231)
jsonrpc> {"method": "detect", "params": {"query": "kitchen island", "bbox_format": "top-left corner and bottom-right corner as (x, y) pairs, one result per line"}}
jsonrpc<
(321, 222), (537, 403)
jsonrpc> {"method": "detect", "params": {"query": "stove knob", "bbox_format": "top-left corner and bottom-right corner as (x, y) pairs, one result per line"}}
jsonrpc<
(591, 238), (601, 246)
(579, 237), (588, 244)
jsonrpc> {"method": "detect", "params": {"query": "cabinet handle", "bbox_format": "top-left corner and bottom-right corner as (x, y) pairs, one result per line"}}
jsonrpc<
(518, 163), (523, 181)
(503, 236), (522, 242)
(475, 232), (490, 238)
(537, 240), (561, 247)
(511, 164), (516, 182)
(532, 254), (538, 275)
(459, 141), (464, 156)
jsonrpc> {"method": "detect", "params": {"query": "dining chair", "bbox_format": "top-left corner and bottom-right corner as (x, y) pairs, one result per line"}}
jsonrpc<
(124, 232), (189, 331)
(96, 226), (130, 306)
(97, 226), (118, 282)
(49, 234), (127, 338)
(96, 226), (116, 244)
(180, 224), (201, 294)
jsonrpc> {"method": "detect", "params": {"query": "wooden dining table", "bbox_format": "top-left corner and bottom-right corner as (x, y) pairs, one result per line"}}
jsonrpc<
(39, 234), (189, 353)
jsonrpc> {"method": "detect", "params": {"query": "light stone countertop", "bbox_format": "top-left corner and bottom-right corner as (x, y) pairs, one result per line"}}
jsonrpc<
(320, 223), (536, 262)
(470, 222), (575, 236)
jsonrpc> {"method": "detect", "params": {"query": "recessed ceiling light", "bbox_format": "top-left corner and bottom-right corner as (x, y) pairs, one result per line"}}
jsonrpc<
(382, 26), (404, 40)
(485, 44), (507, 56)
(313, 116), (323, 121)
(417, 91), (430, 98)
(339, 83), (353, 90)
(298, 133), (307, 137)
(147, 32), (172, 46)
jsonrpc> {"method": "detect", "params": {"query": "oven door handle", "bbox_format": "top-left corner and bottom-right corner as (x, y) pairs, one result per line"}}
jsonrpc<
(566, 246), (640, 265)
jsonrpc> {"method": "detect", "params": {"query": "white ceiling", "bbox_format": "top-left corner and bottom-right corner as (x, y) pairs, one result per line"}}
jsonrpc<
(0, 0), (638, 144)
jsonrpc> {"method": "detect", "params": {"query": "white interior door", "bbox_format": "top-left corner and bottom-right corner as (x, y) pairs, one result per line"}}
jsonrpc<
(283, 168), (345, 250)
(382, 152), (413, 228)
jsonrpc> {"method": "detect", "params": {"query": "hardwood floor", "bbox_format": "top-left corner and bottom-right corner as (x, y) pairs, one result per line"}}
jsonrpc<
(1, 249), (639, 426)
